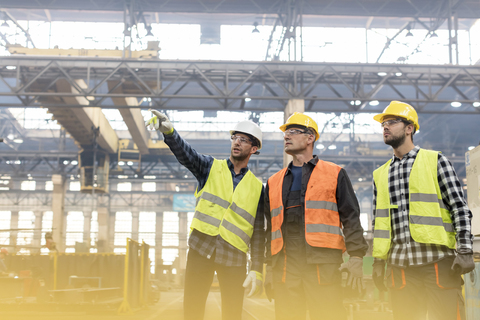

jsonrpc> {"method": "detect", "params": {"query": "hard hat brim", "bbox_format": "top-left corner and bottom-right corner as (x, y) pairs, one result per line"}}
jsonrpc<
(373, 113), (420, 131)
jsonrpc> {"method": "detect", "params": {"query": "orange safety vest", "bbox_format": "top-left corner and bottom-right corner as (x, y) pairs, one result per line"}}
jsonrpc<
(268, 160), (346, 255)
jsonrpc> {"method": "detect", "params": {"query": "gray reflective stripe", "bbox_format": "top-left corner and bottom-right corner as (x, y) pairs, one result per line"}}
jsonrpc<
(444, 222), (454, 232)
(306, 224), (343, 236)
(411, 192), (447, 210)
(201, 192), (230, 209)
(230, 202), (255, 226)
(271, 206), (283, 218)
(374, 230), (390, 239)
(439, 200), (447, 210)
(221, 220), (250, 245)
(411, 193), (439, 204)
(271, 229), (282, 241)
(376, 209), (389, 218)
(193, 211), (221, 228)
(306, 200), (338, 212)
(196, 197), (200, 207)
(410, 215), (444, 227)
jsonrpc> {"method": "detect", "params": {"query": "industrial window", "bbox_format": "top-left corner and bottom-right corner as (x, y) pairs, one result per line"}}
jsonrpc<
(117, 182), (132, 192)
(90, 211), (98, 253)
(21, 180), (36, 191)
(69, 181), (81, 191)
(162, 248), (178, 266)
(187, 212), (194, 240)
(45, 181), (53, 191)
(139, 212), (156, 246)
(142, 182), (156, 192)
(41, 211), (53, 254)
(0, 211), (11, 246)
(162, 212), (179, 247)
(114, 247), (126, 254)
(149, 248), (156, 274)
(65, 211), (84, 248)
(114, 211), (132, 246)
(17, 211), (35, 249)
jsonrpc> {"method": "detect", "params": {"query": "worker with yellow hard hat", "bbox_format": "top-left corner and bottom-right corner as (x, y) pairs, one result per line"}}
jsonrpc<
(371, 101), (473, 320)
(146, 111), (265, 320)
(261, 112), (368, 320)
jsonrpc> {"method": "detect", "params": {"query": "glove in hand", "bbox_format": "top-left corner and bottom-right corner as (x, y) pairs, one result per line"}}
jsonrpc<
(145, 109), (174, 135)
(372, 259), (387, 292)
(243, 271), (263, 297)
(451, 251), (475, 275)
(339, 256), (365, 294)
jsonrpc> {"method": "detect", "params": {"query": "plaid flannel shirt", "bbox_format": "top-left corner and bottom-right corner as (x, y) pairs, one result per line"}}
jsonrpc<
(164, 129), (265, 271)
(372, 146), (473, 267)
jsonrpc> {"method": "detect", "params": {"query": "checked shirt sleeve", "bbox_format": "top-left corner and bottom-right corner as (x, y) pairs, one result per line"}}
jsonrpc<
(163, 129), (214, 190)
(437, 153), (473, 252)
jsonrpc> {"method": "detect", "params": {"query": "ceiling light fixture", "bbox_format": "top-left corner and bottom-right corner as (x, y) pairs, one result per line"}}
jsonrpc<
(451, 101), (461, 108)
(473, 102), (480, 108)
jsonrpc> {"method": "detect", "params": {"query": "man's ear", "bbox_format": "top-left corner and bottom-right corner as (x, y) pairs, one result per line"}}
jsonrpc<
(250, 146), (258, 155)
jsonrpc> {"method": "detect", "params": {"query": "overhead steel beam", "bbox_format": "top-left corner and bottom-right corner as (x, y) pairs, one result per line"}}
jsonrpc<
(108, 80), (150, 155)
(52, 78), (119, 153)
(2, 0), (480, 19)
(1, 57), (479, 114)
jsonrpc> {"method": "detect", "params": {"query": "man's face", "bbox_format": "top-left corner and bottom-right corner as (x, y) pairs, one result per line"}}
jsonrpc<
(283, 126), (313, 155)
(382, 116), (408, 148)
(230, 133), (256, 161)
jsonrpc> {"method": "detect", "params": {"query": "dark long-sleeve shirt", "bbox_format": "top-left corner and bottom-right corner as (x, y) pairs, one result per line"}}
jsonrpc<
(372, 146), (473, 267)
(163, 129), (265, 272)
(265, 156), (368, 266)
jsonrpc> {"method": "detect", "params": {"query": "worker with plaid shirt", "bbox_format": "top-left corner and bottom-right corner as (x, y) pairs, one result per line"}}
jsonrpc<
(146, 110), (265, 320)
(371, 101), (474, 320)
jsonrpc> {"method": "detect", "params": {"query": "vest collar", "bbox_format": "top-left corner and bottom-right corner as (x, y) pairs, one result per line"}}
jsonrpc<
(285, 155), (318, 176)
(391, 145), (421, 164)
(226, 158), (249, 175)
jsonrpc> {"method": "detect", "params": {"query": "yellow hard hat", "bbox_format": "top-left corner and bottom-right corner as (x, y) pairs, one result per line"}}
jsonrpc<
(373, 101), (420, 131)
(279, 112), (319, 141)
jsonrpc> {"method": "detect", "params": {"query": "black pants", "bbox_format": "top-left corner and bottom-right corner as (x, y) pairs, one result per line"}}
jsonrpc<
(272, 221), (346, 320)
(183, 249), (246, 320)
(387, 257), (465, 320)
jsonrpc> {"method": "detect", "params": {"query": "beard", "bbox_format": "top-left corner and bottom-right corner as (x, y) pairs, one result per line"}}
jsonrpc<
(384, 131), (406, 149)
(230, 147), (250, 161)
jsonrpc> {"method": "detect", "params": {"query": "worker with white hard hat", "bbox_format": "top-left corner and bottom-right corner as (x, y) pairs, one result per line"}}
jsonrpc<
(146, 111), (265, 320)
(371, 101), (473, 320)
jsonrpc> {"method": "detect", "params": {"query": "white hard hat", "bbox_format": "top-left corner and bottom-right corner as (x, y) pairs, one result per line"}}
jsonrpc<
(229, 120), (262, 150)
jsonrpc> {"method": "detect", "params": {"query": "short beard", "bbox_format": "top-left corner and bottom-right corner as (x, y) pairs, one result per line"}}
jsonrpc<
(231, 152), (249, 162)
(385, 132), (406, 149)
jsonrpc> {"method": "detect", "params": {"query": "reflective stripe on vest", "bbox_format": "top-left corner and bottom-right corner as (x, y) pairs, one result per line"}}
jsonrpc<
(219, 170), (262, 253)
(372, 149), (456, 260)
(269, 169), (287, 255)
(268, 160), (346, 256)
(191, 159), (262, 253)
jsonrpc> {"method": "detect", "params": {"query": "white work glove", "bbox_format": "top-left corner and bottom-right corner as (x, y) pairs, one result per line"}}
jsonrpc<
(339, 256), (365, 294)
(145, 109), (174, 135)
(243, 271), (263, 297)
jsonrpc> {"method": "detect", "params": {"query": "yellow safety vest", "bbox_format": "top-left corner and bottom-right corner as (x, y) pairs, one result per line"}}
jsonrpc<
(191, 159), (263, 253)
(372, 149), (456, 260)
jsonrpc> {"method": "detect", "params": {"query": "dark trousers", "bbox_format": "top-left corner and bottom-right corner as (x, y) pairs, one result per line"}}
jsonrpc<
(387, 257), (465, 320)
(272, 221), (346, 320)
(183, 248), (246, 320)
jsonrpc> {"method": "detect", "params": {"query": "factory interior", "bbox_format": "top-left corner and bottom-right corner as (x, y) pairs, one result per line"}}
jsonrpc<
(0, 0), (480, 319)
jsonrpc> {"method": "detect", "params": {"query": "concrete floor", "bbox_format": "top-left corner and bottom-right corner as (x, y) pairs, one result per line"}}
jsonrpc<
(0, 290), (276, 320)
